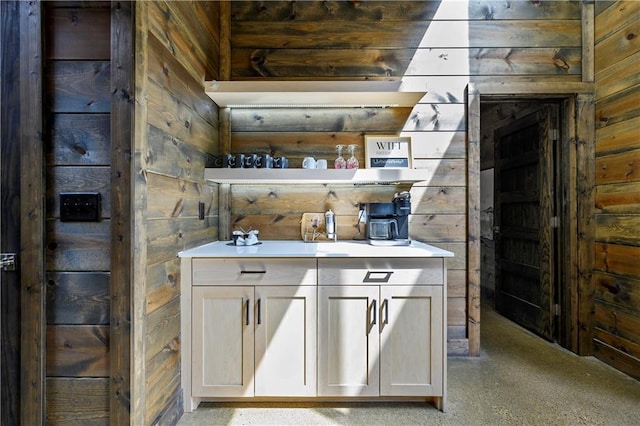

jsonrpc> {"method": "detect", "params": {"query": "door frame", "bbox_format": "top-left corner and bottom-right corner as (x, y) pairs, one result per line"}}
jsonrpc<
(467, 83), (595, 355)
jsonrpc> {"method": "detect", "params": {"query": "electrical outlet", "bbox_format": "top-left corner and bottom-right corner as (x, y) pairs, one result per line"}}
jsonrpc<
(60, 192), (101, 222)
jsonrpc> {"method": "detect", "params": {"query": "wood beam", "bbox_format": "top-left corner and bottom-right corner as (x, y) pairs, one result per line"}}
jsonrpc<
(19, 1), (45, 423)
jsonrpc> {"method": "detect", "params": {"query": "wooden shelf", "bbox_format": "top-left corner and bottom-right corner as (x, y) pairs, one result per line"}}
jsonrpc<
(204, 168), (429, 184)
(205, 80), (425, 108)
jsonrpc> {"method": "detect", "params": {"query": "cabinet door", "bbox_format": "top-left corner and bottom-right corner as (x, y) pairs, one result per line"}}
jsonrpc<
(379, 285), (443, 396)
(254, 286), (316, 397)
(318, 286), (379, 397)
(192, 286), (254, 397)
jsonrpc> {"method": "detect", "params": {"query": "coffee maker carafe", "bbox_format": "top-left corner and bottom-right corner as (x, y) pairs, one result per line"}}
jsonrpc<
(358, 191), (411, 246)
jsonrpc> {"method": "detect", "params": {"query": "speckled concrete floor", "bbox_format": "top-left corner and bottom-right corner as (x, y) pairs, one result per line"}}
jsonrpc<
(177, 301), (640, 425)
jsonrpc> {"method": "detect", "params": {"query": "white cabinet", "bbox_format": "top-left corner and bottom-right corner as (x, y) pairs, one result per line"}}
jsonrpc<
(317, 285), (380, 397)
(181, 245), (448, 412)
(317, 258), (445, 403)
(192, 286), (254, 397)
(379, 285), (443, 396)
(189, 258), (317, 401)
(254, 285), (316, 397)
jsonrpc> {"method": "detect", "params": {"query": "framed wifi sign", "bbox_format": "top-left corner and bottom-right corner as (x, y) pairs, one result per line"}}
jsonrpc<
(364, 135), (413, 169)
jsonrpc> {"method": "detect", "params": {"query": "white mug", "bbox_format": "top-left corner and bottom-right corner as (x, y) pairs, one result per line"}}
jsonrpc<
(316, 159), (328, 169)
(302, 157), (316, 169)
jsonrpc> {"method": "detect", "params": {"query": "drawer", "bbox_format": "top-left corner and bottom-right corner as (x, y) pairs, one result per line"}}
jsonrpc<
(192, 258), (317, 286)
(318, 258), (443, 285)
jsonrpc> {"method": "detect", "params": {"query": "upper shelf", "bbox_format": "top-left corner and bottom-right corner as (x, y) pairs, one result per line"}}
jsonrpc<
(205, 80), (425, 108)
(204, 168), (430, 184)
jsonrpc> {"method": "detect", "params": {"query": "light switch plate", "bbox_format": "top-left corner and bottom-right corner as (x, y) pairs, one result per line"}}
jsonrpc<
(60, 192), (101, 222)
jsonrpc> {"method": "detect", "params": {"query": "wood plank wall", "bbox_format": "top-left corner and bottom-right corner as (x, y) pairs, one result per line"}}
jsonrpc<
(593, 0), (640, 380)
(226, 0), (582, 356)
(135, 1), (220, 424)
(43, 2), (112, 423)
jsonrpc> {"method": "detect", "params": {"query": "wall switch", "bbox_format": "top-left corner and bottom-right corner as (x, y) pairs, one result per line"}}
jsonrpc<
(60, 192), (101, 222)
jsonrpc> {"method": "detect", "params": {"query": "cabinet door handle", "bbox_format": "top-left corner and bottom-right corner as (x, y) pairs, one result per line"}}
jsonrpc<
(257, 298), (261, 325)
(383, 298), (389, 325)
(245, 299), (250, 326)
(363, 271), (394, 283)
(371, 299), (377, 326)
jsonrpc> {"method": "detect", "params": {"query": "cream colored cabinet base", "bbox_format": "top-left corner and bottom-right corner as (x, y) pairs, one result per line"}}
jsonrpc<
(182, 255), (447, 412)
(192, 286), (254, 397)
(318, 285), (380, 397)
(318, 285), (443, 398)
(254, 286), (316, 397)
(191, 285), (316, 399)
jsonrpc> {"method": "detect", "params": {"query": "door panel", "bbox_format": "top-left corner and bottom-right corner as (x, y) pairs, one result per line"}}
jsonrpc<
(192, 286), (254, 397)
(494, 107), (555, 340)
(380, 286), (443, 396)
(318, 286), (379, 397)
(254, 286), (316, 397)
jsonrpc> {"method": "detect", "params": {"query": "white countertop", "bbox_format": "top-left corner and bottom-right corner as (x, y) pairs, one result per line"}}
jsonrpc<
(178, 240), (453, 258)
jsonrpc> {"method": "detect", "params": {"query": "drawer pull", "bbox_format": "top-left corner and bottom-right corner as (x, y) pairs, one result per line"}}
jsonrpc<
(240, 270), (267, 274)
(363, 271), (394, 283)
(257, 299), (262, 325)
(383, 298), (389, 325)
(245, 299), (250, 326)
(371, 299), (377, 325)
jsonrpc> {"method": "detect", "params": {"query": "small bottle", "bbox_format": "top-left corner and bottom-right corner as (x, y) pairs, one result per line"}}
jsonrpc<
(325, 209), (336, 241)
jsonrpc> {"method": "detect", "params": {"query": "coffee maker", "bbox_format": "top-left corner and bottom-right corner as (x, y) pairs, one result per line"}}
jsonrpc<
(358, 191), (411, 246)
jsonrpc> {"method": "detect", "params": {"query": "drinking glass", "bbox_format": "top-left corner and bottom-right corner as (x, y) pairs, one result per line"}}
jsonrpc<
(346, 144), (359, 169)
(334, 144), (347, 169)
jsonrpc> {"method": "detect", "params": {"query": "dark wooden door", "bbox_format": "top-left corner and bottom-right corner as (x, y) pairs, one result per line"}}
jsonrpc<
(1, 2), (22, 423)
(494, 107), (555, 340)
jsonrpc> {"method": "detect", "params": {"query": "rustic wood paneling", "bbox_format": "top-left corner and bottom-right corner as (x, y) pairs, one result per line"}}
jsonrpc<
(146, 171), (218, 220)
(594, 242), (640, 277)
(593, 1), (640, 378)
(46, 325), (109, 377)
(595, 85), (640, 130)
(593, 336), (640, 381)
(47, 166), (111, 218)
(1, 2), (22, 423)
(146, 258), (181, 316)
(594, 271), (640, 314)
(147, 1), (217, 84)
(20, 2), (46, 423)
(48, 113), (111, 165)
(146, 33), (218, 129)
(46, 378), (109, 425)
(132, 0), (151, 422)
(46, 61), (111, 113)
(411, 186), (467, 214)
(595, 149), (640, 185)
(136, 1), (220, 421)
(595, 215), (640, 246)
(46, 272), (110, 325)
(595, 181), (640, 214)
(594, 51), (640, 100)
(46, 220), (111, 272)
(594, 13), (640, 71)
(45, 8), (110, 60)
(110, 2), (134, 424)
(145, 337), (181, 425)
(232, 20), (580, 49)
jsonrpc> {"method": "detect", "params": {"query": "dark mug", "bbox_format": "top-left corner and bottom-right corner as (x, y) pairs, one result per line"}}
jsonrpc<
(223, 154), (235, 168)
(258, 153), (273, 168)
(274, 156), (289, 169)
(243, 153), (259, 168)
(209, 155), (223, 168)
(234, 153), (245, 168)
